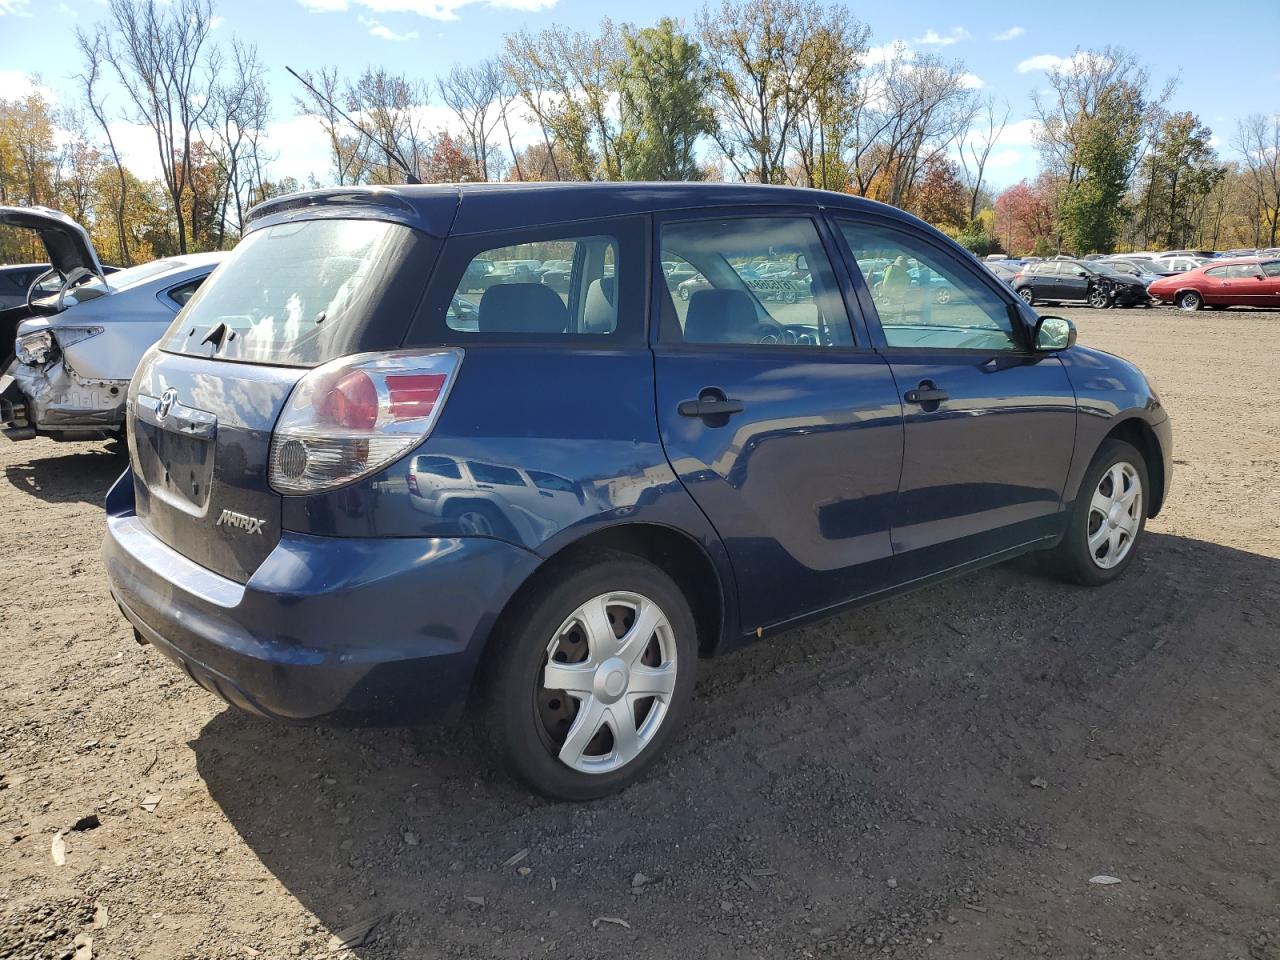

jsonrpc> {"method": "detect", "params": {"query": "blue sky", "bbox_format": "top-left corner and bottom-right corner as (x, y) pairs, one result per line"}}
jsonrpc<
(2, 0), (1278, 190)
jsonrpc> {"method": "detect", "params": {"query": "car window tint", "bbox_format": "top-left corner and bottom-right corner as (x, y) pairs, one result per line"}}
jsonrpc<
(1262, 261), (1280, 278)
(1227, 263), (1259, 278)
(468, 461), (524, 486)
(167, 277), (205, 307)
(658, 216), (853, 347)
(447, 235), (617, 335)
(840, 221), (1019, 352)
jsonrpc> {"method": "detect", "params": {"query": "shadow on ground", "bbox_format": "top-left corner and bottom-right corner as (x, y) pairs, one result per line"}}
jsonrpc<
(3, 444), (125, 506)
(191, 532), (1280, 958)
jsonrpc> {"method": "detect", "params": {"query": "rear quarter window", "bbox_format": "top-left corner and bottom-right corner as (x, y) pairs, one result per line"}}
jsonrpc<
(404, 216), (647, 346)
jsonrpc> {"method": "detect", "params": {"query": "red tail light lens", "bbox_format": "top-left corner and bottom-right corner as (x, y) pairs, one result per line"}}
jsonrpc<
(269, 349), (463, 495)
(317, 370), (380, 430)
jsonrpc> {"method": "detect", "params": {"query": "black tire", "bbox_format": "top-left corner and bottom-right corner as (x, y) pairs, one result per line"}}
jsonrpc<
(1016, 286), (1035, 306)
(1042, 439), (1149, 586)
(1176, 290), (1202, 312)
(481, 552), (698, 800)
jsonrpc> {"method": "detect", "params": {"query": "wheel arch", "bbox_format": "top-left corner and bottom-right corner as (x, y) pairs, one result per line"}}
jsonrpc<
(470, 521), (732, 710)
(1099, 417), (1167, 517)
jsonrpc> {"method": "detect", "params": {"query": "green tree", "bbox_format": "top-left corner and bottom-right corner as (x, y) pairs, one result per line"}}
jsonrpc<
(616, 19), (715, 181)
(1136, 112), (1222, 249)
(1033, 47), (1168, 253)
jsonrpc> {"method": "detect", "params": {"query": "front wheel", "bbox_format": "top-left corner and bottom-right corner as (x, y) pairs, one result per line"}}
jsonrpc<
(1176, 290), (1202, 312)
(1042, 439), (1148, 586)
(1017, 287), (1035, 306)
(1087, 286), (1111, 309)
(482, 553), (698, 800)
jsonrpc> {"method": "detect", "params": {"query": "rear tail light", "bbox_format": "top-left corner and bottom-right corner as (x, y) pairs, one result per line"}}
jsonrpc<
(268, 349), (463, 495)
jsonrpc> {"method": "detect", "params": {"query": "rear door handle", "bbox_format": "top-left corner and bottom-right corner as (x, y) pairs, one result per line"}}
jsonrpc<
(904, 385), (949, 404)
(678, 397), (745, 418)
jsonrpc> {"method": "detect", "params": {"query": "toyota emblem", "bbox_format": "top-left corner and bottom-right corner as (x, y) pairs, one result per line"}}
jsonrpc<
(156, 388), (177, 420)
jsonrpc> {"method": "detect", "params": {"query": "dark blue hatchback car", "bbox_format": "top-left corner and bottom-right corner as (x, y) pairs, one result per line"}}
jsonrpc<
(103, 182), (1172, 799)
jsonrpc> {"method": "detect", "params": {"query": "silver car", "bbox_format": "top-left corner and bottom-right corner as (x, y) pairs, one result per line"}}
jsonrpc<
(0, 205), (224, 443)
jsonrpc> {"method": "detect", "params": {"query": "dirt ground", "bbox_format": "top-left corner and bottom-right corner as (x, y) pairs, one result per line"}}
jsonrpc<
(1, 306), (1278, 960)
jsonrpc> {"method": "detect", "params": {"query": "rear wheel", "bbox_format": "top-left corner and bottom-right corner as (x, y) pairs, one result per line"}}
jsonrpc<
(482, 553), (697, 800)
(1176, 290), (1202, 312)
(1043, 439), (1148, 586)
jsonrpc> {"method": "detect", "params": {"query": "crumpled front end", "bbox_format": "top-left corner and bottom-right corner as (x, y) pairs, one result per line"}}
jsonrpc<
(2, 354), (128, 441)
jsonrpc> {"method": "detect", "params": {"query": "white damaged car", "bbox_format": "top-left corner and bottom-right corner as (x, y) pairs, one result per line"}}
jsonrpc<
(0, 205), (224, 443)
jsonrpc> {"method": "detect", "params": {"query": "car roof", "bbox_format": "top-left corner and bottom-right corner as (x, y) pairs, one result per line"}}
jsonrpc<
(244, 181), (926, 239)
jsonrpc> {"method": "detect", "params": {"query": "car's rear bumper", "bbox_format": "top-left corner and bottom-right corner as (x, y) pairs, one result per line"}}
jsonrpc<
(101, 469), (541, 724)
(2, 360), (126, 440)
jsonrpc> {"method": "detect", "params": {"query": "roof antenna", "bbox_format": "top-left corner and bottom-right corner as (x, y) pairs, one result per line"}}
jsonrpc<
(287, 65), (421, 185)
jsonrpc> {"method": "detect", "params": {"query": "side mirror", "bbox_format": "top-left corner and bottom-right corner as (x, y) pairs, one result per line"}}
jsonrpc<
(1034, 315), (1077, 352)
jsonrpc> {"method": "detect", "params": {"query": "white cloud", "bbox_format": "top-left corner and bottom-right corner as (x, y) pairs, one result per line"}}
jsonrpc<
(865, 41), (909, 66)
(0, 0), (31, 15)
(0, 71), (56, 103)
(992, 26), (1024, 41)
(209, 13), (224, 27)
(913, 27), (969, 48)
(358, 13), (418, 39)
(986, 148), (1024, 169)
(1017, 53), (1068, 74)
(297, 0), (555, 20)
(960, 72), (985, 90)
(1017, 51), (1108, 74)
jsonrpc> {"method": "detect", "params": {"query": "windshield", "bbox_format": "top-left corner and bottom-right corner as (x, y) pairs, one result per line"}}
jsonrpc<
(159, 218), (433, 367)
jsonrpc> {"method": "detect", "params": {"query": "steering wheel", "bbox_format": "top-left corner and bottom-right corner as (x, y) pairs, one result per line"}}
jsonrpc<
(751, 319), (787, 344)
(25, 266), (96, 315)
(25, 267), (60, 314)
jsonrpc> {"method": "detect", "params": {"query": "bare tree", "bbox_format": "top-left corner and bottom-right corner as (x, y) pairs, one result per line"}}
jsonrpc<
(846, 48), (978, 207)
(1235, 113), (1280, 248)
(958, 96), (1010, 222)
(209, 40), (271, 245)
(74, 29), (131, 264)
(699, 0), (864, 184)
(98, 0), (220, 253)
(293, 66), (362, 186)
(347, 68), (431, 184)
(438, 60), (503, 181)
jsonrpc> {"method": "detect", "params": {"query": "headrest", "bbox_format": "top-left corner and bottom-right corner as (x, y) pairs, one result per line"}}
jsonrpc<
(684, 288), (757, 344)
(478, 282), (567, 334)
(583, 277), (617, 333)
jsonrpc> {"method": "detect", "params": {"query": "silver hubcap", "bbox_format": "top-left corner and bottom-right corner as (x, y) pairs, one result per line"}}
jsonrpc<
(539, 592), (677, 774)
(1087, 461), (1142, 569)
(1180, 294), (1199, 310)
(1019, 289), (1033, 303)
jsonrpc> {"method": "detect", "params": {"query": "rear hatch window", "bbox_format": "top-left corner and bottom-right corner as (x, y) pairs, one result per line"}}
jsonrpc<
(159, 218), (434, 367)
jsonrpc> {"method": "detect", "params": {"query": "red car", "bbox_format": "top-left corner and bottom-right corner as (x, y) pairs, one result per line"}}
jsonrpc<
(1147, 257), (1280, 311)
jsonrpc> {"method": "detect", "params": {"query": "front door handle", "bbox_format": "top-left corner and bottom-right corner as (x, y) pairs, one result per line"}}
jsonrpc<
(904, 383), (949, 404)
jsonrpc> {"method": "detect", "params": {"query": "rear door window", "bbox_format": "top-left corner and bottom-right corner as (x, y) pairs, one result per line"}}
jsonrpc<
(159, 218), (436, 367)
(657, 216), (854, 347)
